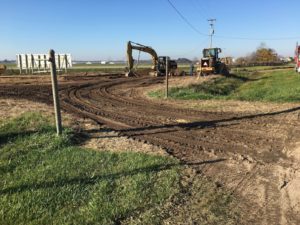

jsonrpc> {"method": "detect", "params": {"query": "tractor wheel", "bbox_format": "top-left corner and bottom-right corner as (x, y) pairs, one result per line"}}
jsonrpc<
(219, 63), (229, 76)
(198, 72), (205, 77)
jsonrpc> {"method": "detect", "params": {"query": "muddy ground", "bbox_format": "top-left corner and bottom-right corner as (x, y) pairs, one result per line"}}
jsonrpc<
(0, 73), (300, 225)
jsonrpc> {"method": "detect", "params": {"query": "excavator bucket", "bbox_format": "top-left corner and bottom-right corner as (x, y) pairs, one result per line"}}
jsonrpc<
(0, 65), (6, 74)
(125, 71), (137, 77)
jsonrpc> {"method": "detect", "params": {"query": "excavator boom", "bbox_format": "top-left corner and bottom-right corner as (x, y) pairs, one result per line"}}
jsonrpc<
(125, 41), (177, 77)
(126, 41), (158, 76)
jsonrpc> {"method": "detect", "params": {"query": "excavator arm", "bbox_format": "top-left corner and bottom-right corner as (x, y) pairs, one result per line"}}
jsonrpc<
(126, 41), (158, 76)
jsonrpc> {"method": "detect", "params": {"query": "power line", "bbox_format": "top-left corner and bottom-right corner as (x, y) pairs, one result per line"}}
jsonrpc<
(166, 0), (300, 41)
(214, 34), (300, 41)
(172, 37), (210, 58)
(165, 0), (208, 36)
(189, 0), (210, 20)
(192, 0), (211, 19)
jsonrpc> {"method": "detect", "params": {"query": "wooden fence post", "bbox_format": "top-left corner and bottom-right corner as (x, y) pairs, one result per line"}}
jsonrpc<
(165, 57), (169, 98)
(49, 49), (62, 135)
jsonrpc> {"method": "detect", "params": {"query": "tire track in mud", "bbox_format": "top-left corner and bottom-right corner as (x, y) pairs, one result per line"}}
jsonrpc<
(1, 74), (300, 224)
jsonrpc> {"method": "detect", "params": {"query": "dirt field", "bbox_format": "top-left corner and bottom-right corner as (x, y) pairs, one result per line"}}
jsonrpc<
(1, 73), (300, 224)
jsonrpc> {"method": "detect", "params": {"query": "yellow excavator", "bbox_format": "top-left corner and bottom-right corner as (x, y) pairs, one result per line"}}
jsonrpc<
(125, 41), (177, 77)
(0, 64), (6, 74)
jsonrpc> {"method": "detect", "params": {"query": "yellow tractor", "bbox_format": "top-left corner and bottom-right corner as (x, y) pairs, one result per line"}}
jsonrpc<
(0, 64), (6, 74)
(197, 48), (229, 76)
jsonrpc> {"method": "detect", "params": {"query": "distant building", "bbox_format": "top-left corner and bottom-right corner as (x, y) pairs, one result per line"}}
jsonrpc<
(109, 62), (115, 64)
(86, 62), (92, 65)
(100, 61), (107, 65)
(280, 57), (292, 63)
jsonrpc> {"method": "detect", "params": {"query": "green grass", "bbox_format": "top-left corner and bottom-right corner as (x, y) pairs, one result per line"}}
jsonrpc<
(150, 69), (300, 103)
(230, 63), (293, 72)
(165, 176), (240, 225)
(0, 112), (242, 224)
(232, 70), (300, 102)
(1, 63), (191, 76)
(68, 63), (190, 74)
(0, 112), (180, 225)
(3, 63), (17, 69)
(149, 75), (244, 100)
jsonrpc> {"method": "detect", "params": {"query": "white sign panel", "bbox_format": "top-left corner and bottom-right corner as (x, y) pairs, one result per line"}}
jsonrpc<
(16, 53), (72, 73)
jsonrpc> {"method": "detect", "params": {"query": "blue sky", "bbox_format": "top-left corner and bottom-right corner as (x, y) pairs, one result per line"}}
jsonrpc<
(1, 0), (299, 60)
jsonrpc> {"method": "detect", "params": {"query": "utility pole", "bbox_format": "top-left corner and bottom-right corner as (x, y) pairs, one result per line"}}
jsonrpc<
(208, 19), (216, 48)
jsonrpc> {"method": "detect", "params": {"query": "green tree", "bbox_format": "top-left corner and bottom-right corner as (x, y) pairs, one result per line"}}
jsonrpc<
(254, 43), (279, 63)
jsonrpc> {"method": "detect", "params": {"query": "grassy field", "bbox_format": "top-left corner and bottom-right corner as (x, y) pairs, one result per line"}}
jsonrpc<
(0, 112), (240, 224)
(2, 63), (191, 75)
(230, 63), (294, 72)
(0, 112), (180, 224)
(150, 68), (300, 103)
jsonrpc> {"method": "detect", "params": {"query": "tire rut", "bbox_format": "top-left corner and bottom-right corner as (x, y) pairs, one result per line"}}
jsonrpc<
(1, 74), (300, 224)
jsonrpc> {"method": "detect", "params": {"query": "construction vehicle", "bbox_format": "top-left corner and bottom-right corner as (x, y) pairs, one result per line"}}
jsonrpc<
(196, 47), (229, 76)
(125, 41), (177, 77)
(295, 42), (300, 73)
(0, 64), (6, 74)
(221, 57), (233, 66)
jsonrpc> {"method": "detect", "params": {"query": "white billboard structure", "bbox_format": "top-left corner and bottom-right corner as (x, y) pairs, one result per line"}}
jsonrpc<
(16, 53), (72, 74)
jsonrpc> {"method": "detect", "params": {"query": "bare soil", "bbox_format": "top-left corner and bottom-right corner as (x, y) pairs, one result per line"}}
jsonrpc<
(0, 97), (167, 156)
(1, 73), (300, 225)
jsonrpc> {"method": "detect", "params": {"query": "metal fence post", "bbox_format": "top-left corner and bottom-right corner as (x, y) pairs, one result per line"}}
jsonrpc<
(64, 54), (68, 73)
(49, 49), (62, 135)
(38, 55), (41, 71)
(44, 55), (47, 72)
(18, 55), (22, 74)
(57, 54), (61, 73)
(165, 57), (169, 98)
(25, 54), (29, 74)
(31, 54), (34, 74)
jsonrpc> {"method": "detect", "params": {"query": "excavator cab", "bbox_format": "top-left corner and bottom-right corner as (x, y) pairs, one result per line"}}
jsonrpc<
(156, 56), (178, 76)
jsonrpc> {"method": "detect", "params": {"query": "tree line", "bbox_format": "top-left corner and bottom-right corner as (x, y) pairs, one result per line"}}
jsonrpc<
(234, 43), (288, 66)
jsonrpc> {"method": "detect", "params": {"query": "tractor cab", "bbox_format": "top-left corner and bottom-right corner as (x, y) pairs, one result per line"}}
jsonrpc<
(197, 47), (227, 76)
(203, 48), (221, 59)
